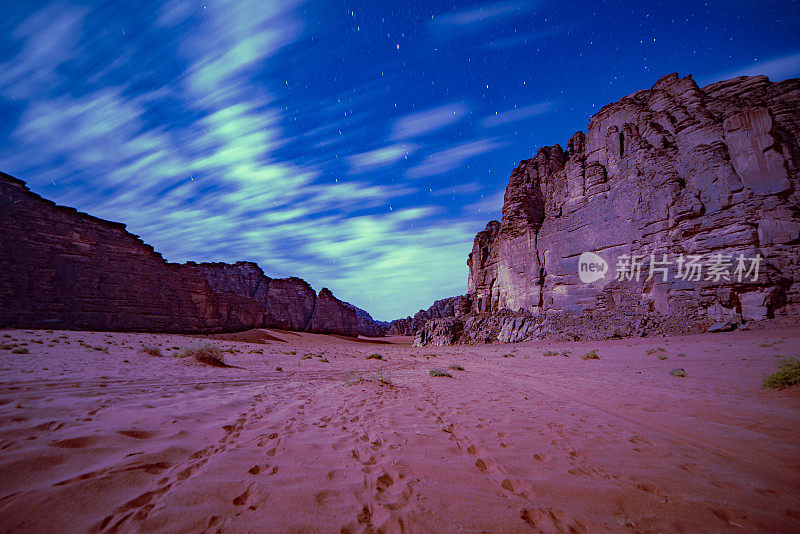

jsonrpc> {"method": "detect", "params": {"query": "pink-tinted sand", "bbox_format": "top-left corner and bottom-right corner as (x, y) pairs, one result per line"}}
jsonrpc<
(0, 327), (798, 532)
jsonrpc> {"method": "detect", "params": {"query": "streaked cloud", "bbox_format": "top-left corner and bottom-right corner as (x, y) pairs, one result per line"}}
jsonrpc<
(480, 24), (573, 51)
(347, 143), (417, 172)
(700, 50), (800, 85)
(390, 103), (469, 140)
(430, 1), (537, 32)
(481, 102), (554, 128)
(406, 139), (504, 179)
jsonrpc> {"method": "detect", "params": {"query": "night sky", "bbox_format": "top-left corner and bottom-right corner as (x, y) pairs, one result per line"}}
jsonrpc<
(1, 1), (798, 320)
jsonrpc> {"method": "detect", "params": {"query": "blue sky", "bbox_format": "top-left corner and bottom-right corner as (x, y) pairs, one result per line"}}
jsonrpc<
(0, 0), (798, 320)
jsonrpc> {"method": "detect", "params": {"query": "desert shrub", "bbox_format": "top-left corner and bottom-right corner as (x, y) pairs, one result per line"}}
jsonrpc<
(581, 350), (600, 360)
(140, 344), (163, 357)
(248, 349), (264, 354)
(543, 350), (559, 356)
(669, 368), (687, 377)
(657, 354), (669, 360)
(678, 353), (687, 357)
(448, 363), (465, 371)
(11, 347), (29, 354)
(763, 357), (800, 389)
(366, 353), (383, 360)
(0, 344), (14, 350)
(346, 370), (393, 386)
(429, 368), (452, 378)
(319, 358), (330, 363)
(275, 366), (283, 372)
(646, 348), (665, 355)
(182, 344), (229, 367)
(502, 353), (515, 358)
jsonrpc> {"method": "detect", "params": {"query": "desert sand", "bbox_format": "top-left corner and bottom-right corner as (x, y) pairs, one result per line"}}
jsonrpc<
(0, 327), (798, 533)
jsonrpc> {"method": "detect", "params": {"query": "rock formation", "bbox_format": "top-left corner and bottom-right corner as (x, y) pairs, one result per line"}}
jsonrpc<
(387, 295), (470, 335)
(416, 74), (800, 345)
(343, 304), (390, 337)
(0, 172), (381, 336)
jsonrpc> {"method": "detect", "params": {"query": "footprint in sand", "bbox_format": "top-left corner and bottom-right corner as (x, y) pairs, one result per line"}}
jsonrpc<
(248, 463), (278, 476)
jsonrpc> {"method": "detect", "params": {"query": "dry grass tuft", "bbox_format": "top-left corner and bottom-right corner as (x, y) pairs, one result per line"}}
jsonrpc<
(140, 344), (163, 357)
(181, 344), (230, 367)
(763, 357), (800, 389)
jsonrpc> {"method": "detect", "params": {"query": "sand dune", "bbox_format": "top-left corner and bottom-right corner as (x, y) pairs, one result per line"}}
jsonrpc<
(0, 328), (798, 532)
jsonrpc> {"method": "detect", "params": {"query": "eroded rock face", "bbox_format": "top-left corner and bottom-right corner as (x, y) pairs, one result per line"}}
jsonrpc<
(310, 288), (359, 337)
(343, 304), (390, 337)
(0, 173), (362, 336)
(420, 74), (800, 345)
(388, 295), (471, 336)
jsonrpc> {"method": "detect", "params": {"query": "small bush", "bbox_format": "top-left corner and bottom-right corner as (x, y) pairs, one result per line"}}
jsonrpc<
(646, 348), (665, 355)
(763, 357), (800, 389)
(11, 347), (29, 354)
(140, 344), (163, 357)
(182, 345), (229, 367)
(366, 353), (383, 360)
(319, 358), (330, 363)
(502, 353), (515, 358)
(669, 368), (687, 377)
(581, 350), (600, 360)
(283, 350), (296, 355)
(657, 354), (669, 360)
(346, 371), (393, 387)
(543, 350), (559, 357)
(275, 366), (283, 372)
(448, 363), (465, 371)
(248, 349), (264, 354)
(429, 368), (452, 378)
(0, 344), (14, 350)
(678, 353), (687, 357)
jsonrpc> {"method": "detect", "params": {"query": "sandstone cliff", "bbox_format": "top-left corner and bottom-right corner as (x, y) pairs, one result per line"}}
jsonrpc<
(0, 172), (378, 336)
(387, 295), (470, 336)
(417, 74), (800, 345)
(343, 304), (390, 337)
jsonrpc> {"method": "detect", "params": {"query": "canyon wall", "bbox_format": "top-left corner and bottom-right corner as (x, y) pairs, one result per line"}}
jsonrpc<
(417, 74), (800, 345)
(0, 172), (377, 336)
(387, 295), (470, 336)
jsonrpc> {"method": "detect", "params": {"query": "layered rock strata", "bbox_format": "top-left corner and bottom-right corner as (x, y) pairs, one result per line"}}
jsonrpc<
(387, 295), (470, 336)
(0, 172), (376, 336)
(417, 74), (800, 345)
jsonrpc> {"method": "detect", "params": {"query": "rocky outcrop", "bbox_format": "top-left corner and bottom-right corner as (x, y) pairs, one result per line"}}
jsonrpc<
(343, 304), (390, 337)
(418, 74), (800, 345)
(310, 288), (359, 336)
(387, 295), (470, 336)
(0, 172), (363, 335)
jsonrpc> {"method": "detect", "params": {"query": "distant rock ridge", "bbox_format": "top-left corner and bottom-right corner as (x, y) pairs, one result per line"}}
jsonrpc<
(414, 74), (800, 345)
(387, 295), (470, 335)
(0, 172), (382, 336)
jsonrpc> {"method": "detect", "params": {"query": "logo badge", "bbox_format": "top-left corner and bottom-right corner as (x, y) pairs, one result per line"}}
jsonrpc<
(578, 252), (608, 283)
